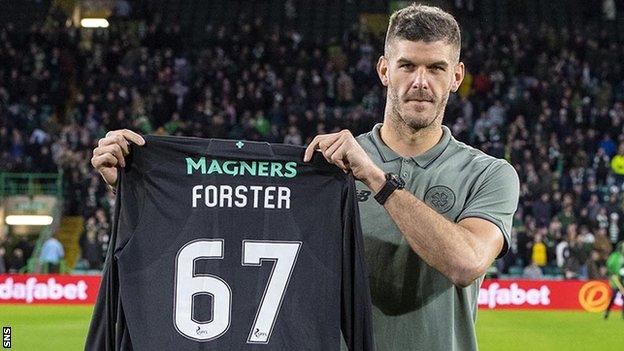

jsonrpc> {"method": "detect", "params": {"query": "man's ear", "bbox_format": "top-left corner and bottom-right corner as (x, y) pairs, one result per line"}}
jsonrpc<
(377, 56), (389, 87)
(450, 61), (465, 92)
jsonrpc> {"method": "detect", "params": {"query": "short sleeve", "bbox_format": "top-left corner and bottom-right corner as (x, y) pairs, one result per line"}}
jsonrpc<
(456, 160), (520, 258)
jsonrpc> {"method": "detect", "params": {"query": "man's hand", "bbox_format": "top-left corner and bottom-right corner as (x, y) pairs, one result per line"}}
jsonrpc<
(303, 130), (385, 192)
(91, 129), (145, 188)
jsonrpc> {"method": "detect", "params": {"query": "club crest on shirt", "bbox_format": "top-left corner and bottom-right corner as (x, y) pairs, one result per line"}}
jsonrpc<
(424, 186), (456, 214)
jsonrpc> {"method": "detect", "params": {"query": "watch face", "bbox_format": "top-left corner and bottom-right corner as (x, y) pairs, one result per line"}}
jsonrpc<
(389, 173), (406, 188)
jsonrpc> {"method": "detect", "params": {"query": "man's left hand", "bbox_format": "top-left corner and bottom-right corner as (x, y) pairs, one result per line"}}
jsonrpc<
(303, 130), (385, 192)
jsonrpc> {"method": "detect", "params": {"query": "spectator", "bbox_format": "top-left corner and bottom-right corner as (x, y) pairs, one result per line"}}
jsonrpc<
(594, 228), (613, 260)
(40, 234), (65, 273)
(283, 126), (303, 146)
(608, 212), (621, 244)
(578, 225), (595, 245)
(593, 148), (611, 185)
(7, 248), (26, 273)
(114, 0), (132, 18)
(599, 134), (617, 158)
(596, 207), (610, 230)
(486, 100), (505, 126)
(523, 262), (543, 279)
(548, 216), (563, 242)
(558, 206), (576, 233)
(586, 194), (602, 223)
(587, 250), (606, 280)
(569, 235), (591, 279)
(79, 218), (103, 270)
(532, 193), (552, 227)
(603, 0), (616, 21)
(530, 232), (548, 267)
(336, 71), (354, 106)
(0, 247), (6, 274)
(556, 238), (569, 269)
(610, 144), (624, 186)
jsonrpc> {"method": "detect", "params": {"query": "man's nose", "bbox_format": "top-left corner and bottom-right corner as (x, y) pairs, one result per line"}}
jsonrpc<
(410, 68), (429, 90)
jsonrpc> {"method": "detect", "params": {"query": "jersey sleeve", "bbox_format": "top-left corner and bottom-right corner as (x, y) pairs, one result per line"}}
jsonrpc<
(84, 169), (123, 351)
(340, 175), (375, 350)
(456, 160), (520, 258)
(85, 159), (142, 350)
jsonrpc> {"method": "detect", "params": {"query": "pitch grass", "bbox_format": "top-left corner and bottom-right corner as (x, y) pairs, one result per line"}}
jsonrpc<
(0, 305), (93, 350)
(0, 306), (622, 350)
(476, 310), (624, 350)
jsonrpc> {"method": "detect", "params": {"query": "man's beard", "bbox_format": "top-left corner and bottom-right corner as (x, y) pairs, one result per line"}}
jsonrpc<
(388, 87), (449, 132)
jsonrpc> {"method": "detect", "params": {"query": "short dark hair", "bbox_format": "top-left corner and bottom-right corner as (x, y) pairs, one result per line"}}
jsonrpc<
(384, 3), (461, 61)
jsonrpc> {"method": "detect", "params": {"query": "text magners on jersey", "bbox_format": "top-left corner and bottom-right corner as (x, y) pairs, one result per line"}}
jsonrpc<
(85, 135), (374, 351)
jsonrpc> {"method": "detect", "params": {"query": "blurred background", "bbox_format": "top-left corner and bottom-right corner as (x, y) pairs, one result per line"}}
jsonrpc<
(0, 0), (623, 349)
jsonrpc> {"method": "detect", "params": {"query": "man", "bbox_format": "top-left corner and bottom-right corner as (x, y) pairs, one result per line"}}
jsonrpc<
(40, 234), (64, 273)
(303, 5), (518, 350)
(92, 4), (519, 350)
(610, 143), (624, 187)
(0, 247), (6, 274)
(604, 242), (624, 320)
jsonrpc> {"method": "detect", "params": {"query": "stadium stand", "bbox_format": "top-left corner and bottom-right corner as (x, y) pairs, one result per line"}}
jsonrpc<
(1, 0), (624, 281)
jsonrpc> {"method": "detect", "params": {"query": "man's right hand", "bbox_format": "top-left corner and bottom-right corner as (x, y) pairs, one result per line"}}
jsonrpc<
(91, 129), (145, 188)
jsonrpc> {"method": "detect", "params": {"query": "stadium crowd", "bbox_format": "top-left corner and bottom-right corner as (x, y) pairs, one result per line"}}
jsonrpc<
(1, 4), (624, 279)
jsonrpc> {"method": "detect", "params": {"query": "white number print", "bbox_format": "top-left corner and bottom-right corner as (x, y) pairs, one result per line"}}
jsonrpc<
(174, 240), (232, 341)
(242, 240), (302, 344)
(173, 239), (302, 344)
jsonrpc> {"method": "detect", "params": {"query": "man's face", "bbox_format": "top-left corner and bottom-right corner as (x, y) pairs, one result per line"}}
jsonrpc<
(377, 39), (464, 131)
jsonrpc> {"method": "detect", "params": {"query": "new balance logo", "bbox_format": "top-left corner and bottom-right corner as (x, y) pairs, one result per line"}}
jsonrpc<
(356, 190), (371, 202)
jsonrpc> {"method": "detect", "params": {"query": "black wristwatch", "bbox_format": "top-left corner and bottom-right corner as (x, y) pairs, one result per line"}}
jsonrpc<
(374, 173), (406, 205)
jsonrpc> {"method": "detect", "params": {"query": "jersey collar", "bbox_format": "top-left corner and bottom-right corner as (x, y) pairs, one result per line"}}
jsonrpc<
(370, 123), (452, 168)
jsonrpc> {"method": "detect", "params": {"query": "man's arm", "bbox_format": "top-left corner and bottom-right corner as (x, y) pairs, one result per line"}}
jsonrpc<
(304, 130), (516, 288)
(363, 168), (503, 287)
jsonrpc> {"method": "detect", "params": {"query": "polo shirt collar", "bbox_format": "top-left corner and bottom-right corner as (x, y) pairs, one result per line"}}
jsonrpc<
(370, 123), (452, 168)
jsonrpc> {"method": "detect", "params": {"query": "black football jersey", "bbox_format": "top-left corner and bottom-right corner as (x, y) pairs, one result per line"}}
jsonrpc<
(85, 135), (374, 351)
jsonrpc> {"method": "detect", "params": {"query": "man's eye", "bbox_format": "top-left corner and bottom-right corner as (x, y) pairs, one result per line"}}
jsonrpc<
(400, 64), (413, 69)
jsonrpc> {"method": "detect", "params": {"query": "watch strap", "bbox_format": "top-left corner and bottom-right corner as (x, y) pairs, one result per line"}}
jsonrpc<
(374, 173), (404, 205)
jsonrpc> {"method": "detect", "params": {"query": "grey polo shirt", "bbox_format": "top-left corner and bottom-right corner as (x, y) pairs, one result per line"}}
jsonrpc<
(353, 123), (519, 351)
